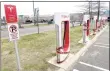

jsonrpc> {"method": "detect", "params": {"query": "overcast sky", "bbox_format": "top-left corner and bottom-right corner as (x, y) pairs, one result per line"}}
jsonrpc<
(1, 0), (110, 1)
(1, 0), (109, 17)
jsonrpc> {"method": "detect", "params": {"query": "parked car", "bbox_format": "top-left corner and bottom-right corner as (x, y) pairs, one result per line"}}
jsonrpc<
(25, 20), (32, 24)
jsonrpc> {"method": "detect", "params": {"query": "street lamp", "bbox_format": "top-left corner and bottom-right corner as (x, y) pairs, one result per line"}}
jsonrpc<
(35, 8), (39, 34)
(97, 0), (100, 22)
(33, 1), (39, 34)
(33, 0), (35, 25)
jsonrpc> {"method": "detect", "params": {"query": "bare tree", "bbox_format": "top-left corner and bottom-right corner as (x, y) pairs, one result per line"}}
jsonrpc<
(78, 1), (108, 21)
(70, 13), (84, 27)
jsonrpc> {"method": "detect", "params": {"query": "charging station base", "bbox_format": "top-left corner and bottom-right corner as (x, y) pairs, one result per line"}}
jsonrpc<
(78, 36), (90, 44)
(47, 53), (75, 71)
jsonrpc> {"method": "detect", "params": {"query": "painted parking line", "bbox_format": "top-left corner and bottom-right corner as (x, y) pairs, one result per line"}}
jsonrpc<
(73, 69), (79, 71)
(79, 61), (109, 71)
(95, 43), (109, 46)
(94, 45), (109, 48)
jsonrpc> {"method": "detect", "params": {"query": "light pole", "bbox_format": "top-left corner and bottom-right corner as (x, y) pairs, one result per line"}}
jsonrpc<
(89, 1), (91, 20)
(35, 8), (39, 34)
(108, 1), (110, 26)
(90, 0), (92, 21)
(33, 0), (35, 25)
(37, 8), (39, 34)
(97, 0), (100, 22)
(109, 1), (110, 18)
(33, 1), (39, 34)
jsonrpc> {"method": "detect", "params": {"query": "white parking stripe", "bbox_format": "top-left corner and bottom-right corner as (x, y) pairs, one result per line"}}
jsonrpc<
(79, 61), (109, 71)
(73, 69), (79, 71)
(95, 43), (109, 46)
(94, 45), (109, 48)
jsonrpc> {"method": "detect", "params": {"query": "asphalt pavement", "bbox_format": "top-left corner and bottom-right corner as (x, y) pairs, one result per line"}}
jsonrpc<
(70, 25), (109, 71)
(1, 24), (55, 38)
(1, 23), (80, 38)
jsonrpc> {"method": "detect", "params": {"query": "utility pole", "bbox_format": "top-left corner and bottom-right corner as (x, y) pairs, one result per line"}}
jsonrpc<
(97, 0), (100, 22)
(90, 1), (92, 21)
(89, 1), (91, 20)
(89, 0), (92, 21)
(35, 8), (39, 34)
(109, 1), (110, 18)
(108, 1), (110, 26)
(33, 1), (35, 25)
(37, 8), (39, 34)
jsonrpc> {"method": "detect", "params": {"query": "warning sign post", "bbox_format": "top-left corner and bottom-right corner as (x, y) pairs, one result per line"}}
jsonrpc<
(8, 24), (19, 41)
(4, 4), (21, 71)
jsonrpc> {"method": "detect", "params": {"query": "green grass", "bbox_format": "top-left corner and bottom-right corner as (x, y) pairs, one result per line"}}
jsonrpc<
(1, 26), (84, 71)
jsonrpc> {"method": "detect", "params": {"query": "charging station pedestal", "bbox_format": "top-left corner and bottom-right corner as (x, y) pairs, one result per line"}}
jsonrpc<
(54, 13), (70, 63)
(78, 15), (90, 44)
(48, 13), (75, 71)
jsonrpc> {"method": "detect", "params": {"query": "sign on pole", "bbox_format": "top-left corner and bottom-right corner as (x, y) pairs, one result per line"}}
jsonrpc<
(4, 4), (21, 71)
(8, 24), (19, 41)
(4, 5), (17, 23)
(4, 5), (19, 41)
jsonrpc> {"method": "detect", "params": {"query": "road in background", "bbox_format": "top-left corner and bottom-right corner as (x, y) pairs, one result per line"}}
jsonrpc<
(1, 23), (80, 38)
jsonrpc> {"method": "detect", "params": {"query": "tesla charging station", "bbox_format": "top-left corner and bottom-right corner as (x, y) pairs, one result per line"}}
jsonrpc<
(54, 13), (70, 63)
(79, 15), (90, 44)
(91, 16), (97, 35)
(102, 16), (106, 27)
(100, 18), (103, 29)
(94, 16), (98, 32)
(97, 16), (101, 31)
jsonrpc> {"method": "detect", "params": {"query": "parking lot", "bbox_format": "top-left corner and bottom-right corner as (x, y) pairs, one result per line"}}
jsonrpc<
(71, 26), (109, 71)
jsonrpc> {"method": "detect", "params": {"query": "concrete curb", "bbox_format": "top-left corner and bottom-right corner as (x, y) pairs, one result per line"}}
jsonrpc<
(57, 25), (108, 71)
